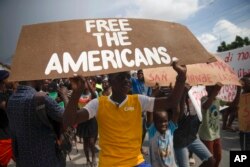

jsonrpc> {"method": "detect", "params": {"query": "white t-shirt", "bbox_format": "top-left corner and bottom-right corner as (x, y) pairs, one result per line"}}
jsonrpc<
(84, 95), (155, 119)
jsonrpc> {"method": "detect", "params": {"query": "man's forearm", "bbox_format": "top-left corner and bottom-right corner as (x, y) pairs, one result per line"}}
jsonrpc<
(169, 74), (187, 108)
(63, 91), (81, 127)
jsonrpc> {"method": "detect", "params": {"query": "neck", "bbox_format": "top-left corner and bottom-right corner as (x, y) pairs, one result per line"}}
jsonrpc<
(110, 93), (126, 104)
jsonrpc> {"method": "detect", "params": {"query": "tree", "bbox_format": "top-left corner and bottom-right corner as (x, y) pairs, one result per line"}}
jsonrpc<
(217, 35), (250, 52)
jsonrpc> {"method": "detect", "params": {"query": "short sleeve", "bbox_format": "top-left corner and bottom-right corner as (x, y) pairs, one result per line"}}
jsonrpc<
(148, 124), (157, 140)
(168, 121), (178, 135)
(138, 95), (155, 112)
(84, 98), (99, 119)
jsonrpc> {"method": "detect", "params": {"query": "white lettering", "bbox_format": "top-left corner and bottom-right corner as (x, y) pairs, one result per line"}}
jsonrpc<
(234, 155), (241, 162)
(85, 20), (96, 33)
(45, 53), (63, 75)
(92, 33), (104, 47)
(144, 47), (161, 65)
(88, 50), (102, 71)
(158, 46), (171, 64)
(101, 50), (118, 69)
(241, 155), (247, 161)
(108, 19), (120, 31)
(119, 19), (132, 31)
(114, 49), (123, 68)
(121, 49), (134, 67)
(117, 31), (131, 46)
(234, 155), (247, 162)
(63, 52), (88, 73)
(96, 20), (109, 32)
(105, 32), (120, 47)
(135, 48), (148, 67)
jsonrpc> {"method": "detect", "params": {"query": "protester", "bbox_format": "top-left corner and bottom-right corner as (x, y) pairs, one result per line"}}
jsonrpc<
(174, 84), (214, 167)
(95, 76), (103, 96)
(147, 91), (179, 166)
(63, 61), (187, 166)
(6, 80), (68, 167)
(131, 69), (153, 155)
(221, 86), (239, 132)
(238, 74), (250, 151)
(100, 76), (112, 96)
(76, 77), (98, 167)
(198, 83), (240, 167)
(0, 70), (14, 167)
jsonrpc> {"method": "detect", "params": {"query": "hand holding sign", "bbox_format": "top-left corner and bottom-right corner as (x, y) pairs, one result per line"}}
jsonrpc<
(69, 75), (86, 93)
(172, 59), (187, 81)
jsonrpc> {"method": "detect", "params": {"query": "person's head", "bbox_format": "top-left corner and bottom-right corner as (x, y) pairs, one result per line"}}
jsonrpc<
(41, 79), (52, 92)
(241, 74), (250, 93)
(0, 70), (9, 90)
(205, 83), (222, 97)
(153, 111), (169, 134)
(87, 77), (96, 89)
(102, 76), (110, 90)
(137, 69), (144, 82)
(96, 75), (103, 84)
(108, 71), (131, 96)
(47, 80), (58, 92)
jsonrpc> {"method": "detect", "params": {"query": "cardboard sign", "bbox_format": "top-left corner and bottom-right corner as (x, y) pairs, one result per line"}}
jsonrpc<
(238, 93), (250, 132)
(188, 86), (206, 121)
(187, 85), (236, 121)
(144, 55), (241, 86)
(217, 85), (237, 102)
(216, 45), (250, 78)
(9, 18), (215, 81)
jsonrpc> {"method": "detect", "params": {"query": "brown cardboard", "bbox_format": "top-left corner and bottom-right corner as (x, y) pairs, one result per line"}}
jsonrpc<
(144, 55), (241, 86)
(9, 18), (215, 81)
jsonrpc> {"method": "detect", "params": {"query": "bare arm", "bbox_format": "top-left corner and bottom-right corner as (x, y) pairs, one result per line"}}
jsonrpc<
(57, 86), (70, 106)
(153, 61), (187, 111)
(202, 85), (222, 110)
(86, 78), (97, 99)
(179, 86), (189, 119)
(63, 77), (90, 128)
(171, 106), (180, 123)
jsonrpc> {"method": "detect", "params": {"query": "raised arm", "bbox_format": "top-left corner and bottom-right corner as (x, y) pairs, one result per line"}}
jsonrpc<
(63, 76), (90, 128)
(202, 84), (222, 110)
(153, 61), (187, 111)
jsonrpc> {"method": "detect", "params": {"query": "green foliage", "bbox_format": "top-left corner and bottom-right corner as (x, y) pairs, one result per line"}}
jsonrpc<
(217, 35), (250, 52)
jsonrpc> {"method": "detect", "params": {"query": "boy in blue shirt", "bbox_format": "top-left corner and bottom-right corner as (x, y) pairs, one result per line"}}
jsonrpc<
(148, 108), (178, 167)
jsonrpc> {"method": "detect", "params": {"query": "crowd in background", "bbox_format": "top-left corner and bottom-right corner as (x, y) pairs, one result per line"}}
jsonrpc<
(0, 67), (250, 167)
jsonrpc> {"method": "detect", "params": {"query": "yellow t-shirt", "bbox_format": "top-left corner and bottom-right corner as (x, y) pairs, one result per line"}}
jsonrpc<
(97, 95), (144, 167)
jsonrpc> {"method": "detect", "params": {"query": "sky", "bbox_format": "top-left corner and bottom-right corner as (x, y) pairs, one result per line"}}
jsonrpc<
(0, 0), (250, 65)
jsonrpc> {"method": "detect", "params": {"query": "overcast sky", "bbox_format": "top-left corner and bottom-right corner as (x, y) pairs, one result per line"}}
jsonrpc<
(1, 0), (250, 64)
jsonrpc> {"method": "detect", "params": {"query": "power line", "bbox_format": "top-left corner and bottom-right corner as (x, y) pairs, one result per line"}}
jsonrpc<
(187, 1), (250, 27)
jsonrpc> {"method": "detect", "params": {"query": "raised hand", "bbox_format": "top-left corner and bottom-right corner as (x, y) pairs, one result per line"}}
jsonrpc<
(172, 61), (187, 77)
(69, 75), (86, 92)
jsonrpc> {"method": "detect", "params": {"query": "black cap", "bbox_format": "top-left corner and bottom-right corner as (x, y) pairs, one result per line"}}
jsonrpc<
(0, 70), (9, 81)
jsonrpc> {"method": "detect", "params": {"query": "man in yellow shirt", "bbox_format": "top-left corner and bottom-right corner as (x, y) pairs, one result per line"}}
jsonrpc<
(63, 61), (186, 167)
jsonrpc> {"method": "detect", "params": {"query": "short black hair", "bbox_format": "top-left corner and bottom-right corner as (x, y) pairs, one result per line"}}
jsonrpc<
(137, 69), (143, 74)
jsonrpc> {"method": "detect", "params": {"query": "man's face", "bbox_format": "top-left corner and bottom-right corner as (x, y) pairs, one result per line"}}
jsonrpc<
(137, 71), (144, 81)
(102, 80), (110, 89)
(110, 72), (131, 95)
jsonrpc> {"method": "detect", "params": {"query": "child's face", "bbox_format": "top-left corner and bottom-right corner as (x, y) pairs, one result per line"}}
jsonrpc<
(154, 111), (168, 134)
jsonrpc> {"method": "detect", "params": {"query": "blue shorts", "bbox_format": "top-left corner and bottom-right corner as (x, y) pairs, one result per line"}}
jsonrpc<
(175, 138), (212, 167)
(135, 161), (152, 167)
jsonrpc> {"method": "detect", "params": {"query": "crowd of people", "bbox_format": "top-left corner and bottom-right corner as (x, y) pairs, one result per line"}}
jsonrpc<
(0, 62), (250, 167)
